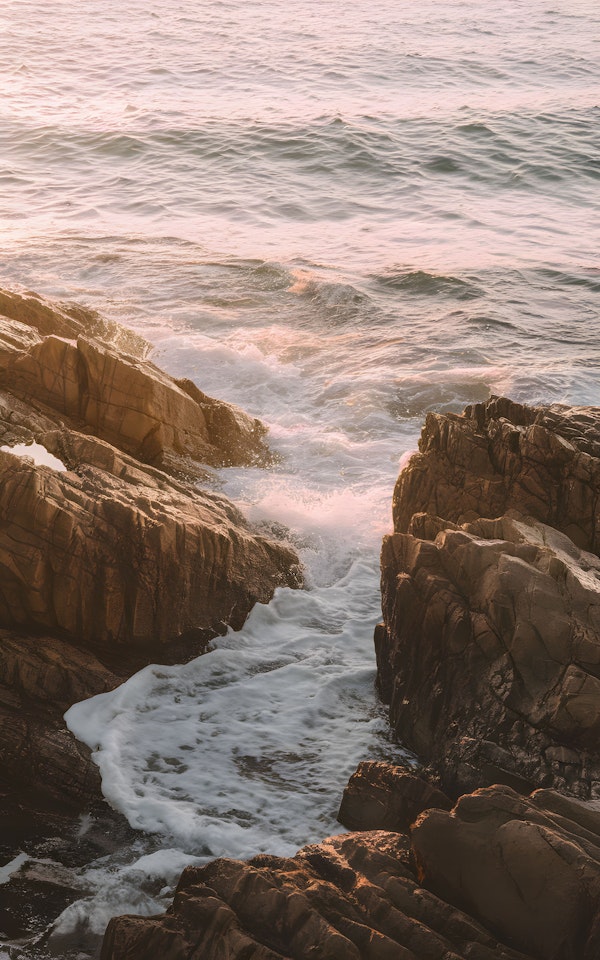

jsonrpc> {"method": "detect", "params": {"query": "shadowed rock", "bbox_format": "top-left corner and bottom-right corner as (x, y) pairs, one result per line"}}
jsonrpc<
(0, 286), (300, 815)
(338, 760), (452, 833)
(102, 780), (600, 960)
(377, 398), (600, 797)
(411, 784), (600, 960)
(101, 826), (531, 960)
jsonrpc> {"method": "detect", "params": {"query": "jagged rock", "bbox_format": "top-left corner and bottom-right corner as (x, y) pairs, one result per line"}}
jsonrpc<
(101, 822), (533, 960)
(0, 287), (147, 357)
(393, 396), (600, 553)
(377, 398), (600, 797)
(0, 435), (298, 667)
(0, 287), (301, 817)
(0, 631), (118, 809)
(338, 761), (452, 832)
(412, 784), (600, 960)
(0, 287), (272, 473)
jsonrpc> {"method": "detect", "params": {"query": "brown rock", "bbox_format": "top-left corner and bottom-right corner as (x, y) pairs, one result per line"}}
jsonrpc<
(338, 761), (452, 832)
(0, 287), (301, 816)
(4, 332), (271, 473)
(0, 429), (298, 668)
(101, 826), (532, 960)
(377, 398), (600, 798)
(376, 513), (600, 797)
(0, 286), (147, 356)
(393, 396), (600, 552)
(0, 631), (119, 809)
(412, 784), (600, 960)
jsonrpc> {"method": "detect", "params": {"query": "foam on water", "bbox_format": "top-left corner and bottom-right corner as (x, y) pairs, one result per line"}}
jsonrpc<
(67, 559), (393, 855)
(0, 441), (66, 472)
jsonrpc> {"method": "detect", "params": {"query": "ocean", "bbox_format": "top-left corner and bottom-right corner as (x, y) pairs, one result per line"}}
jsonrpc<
(1, 0), (599, 953)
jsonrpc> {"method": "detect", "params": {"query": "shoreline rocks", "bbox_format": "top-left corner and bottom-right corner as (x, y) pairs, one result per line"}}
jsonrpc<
(100, 773), (600, 960)
(0, 286), (300, 820)
(99, 396), (600, 960)
(376, 397), (600, 798)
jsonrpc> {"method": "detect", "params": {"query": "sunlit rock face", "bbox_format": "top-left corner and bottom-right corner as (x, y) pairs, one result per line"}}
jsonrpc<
(0, 288), (272, 475)
(101, 777), (600, 960)
(377, 397), (600, 798)
(0, 440), (298, 665)
(392, 395), (600, 551)
(0, 287), (300, 811)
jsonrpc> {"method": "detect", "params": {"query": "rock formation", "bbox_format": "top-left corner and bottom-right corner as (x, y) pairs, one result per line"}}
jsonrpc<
(392, 395), (600, 552)
(0, 286), (300, 815)
(0, 288), (272, 477)
(338, 760), (452, 833)
(0, 438), (298, 667)
(376, 397), (600, 798)
(98, 397), (600, 959)
(101, 774), (600, 960)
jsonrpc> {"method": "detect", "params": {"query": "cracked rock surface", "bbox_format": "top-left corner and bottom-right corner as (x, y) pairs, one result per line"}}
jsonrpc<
(101, 778), (600, 960)
(0, 287), (300, 814)
(376, 397), (600, 798)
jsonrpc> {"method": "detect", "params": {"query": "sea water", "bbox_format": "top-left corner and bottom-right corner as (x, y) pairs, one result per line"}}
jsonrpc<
(1, 0), (599, 953)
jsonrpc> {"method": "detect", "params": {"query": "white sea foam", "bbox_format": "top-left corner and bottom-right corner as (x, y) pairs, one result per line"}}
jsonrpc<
(0, 441), (66, 472)
(50, 849), (201, 941)
(0, 852), (28, 885)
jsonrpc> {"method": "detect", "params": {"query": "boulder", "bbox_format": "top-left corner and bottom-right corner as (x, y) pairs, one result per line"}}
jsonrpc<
(393, 396), (600, 552)
(0, 288), (272, 474)
(337, 761), (452, 833)
(104, 778), (600, 960)
(412, 784), (600, 960)
(0, 434), (298, 668)
(377, 398), (600, 797)
(0, 630), (118, 809)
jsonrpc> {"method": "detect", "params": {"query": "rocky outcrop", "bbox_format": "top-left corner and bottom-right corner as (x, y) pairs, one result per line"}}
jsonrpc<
(0, 631), (118, 809)
(0, 286), (300, 814)
(411, 784), (600, 960)
(0, 289), (271, 475)
(101, 778), (600, 960)
(0, 435), (298, 668)
(376, 398), (600, 798)
(393, 395), (600, 552)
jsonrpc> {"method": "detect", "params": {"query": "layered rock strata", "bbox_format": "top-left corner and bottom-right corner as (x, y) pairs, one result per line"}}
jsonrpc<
(376, 397), (600, 797)
(0, 288), (272, 476)
(0, 287), (300, 813)
(101, 778), (600, 960)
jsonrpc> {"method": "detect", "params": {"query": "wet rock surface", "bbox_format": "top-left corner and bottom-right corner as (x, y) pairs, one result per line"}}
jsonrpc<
(377, 397), (600, 798)
(102, 777), (600, 960)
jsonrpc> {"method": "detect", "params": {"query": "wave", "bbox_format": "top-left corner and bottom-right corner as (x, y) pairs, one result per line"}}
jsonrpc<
(372, 269), (483, 301)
